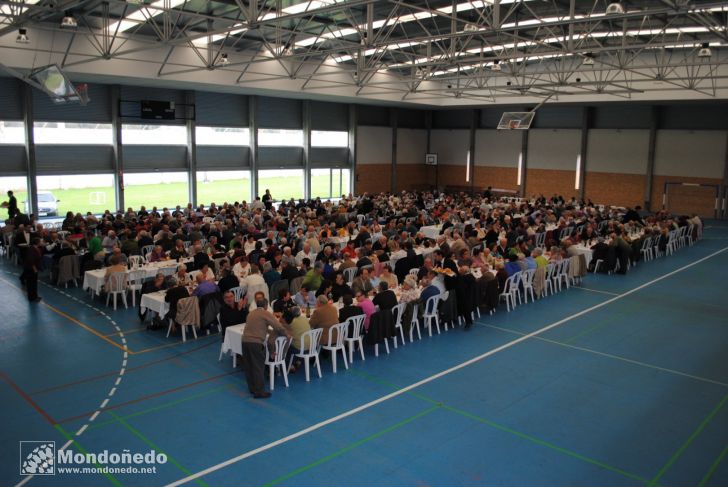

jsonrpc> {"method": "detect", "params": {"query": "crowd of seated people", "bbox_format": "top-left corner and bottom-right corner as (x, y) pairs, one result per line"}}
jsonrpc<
(0, 190), (704, 395)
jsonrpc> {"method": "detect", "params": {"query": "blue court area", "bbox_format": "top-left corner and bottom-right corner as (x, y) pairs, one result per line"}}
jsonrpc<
(2, 223), (727, 487)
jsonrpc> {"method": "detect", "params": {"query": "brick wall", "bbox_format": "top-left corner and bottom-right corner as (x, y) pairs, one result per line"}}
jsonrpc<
(356, 164), (391, 194)
(650, 175), (721, 216)
(525, 168), (578, 200)
(474, 166), (519, 193)
(584, 172), (646, 207)
(395, 164), (435, 192)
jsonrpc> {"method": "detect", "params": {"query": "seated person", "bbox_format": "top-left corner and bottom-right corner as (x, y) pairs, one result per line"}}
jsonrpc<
(338, 293), (364, 324)
(378, 265), (398, 290)
(171, 264), (191, 286)
(103, 255), (127, 292)
(169, 240), (188, 261)
(355, 290), (376, 331)
(351, 267), (373, 296)
(286, 306), (311, 372)
(372, 281), (397, 311)
(293, 285), (317, 310)
(148, 245), (166, 263)
(309, 295), (339, 344)
(197, 263), (215, 281)
(139, 272), (168, 321)
(399, 276), (419, 304)
(217, 267), (240, 294)
(191, 273), (219, 297)
(331, 272), (352, 302)
(273, 289), (295, 318)
(219, 290), (248, 337)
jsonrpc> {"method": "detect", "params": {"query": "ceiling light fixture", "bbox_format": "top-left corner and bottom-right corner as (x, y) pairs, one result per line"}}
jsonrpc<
(16, 28), (29, 44)
(606, 3), (625, 15)
(697, 42), (712, 58)
(61, 13), (77, 29)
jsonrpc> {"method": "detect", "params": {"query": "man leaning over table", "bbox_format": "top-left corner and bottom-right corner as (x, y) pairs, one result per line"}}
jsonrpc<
(242, 297), (291, 399)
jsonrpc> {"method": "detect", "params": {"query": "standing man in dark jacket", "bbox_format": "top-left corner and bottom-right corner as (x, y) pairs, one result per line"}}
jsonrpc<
(21, 238), (42, 302)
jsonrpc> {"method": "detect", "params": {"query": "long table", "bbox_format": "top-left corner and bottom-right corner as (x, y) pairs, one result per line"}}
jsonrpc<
(83, 259), (192, 296)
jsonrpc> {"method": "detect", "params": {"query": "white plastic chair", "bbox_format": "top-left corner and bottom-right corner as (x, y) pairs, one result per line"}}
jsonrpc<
(105, 272), (128, 310)
(639, 237), (654, 262)
(290, 328), (323, 382)
(229, 286), (247, 302)
(322, 322), (349, 373)
(521, 268), (536, 303)
(499, 275), (517, 312)
(141, 245), (154, 259)
(422, 294), (441, 336)
(128, 255), (145, 269)
(408, 268), (420, 278)
(409, 303), (421, 342)
(391, 303), (407, 348)
(128, 269), (146, 307)
(265, 336), (292, 390)
(344, 315), (366, 363)
(343, 267), (357, 286)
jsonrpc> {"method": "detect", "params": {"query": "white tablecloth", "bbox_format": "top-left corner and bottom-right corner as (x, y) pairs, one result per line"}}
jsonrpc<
(420, 225), (442, 240)
(82, 259), (191, 296)
(220, 324), (246, 364)
(327, 236), (350, 245)
(140, 291), (168, 316)
(571, 245), (594, 267)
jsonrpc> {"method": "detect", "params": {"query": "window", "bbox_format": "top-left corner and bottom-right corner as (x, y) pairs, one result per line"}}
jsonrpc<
(0, 176), (28, 220)
(311, 130), (348, 147)
(197, 171), (251, 205)
(124, 172), (188, 209)
(34, 174), (116, 218)
(258, 128), (303, 147)
(258, 169), (304, 201)
(311, 168), (350, 199)
(195, 126), (249, 146)
(34, 122), (113, 145)
(0, 121), (25, 144)
(122, 124), (187, 145)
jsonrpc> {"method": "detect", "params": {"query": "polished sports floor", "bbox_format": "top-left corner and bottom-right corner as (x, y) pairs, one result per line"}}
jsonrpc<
(2, 222), (727, 487)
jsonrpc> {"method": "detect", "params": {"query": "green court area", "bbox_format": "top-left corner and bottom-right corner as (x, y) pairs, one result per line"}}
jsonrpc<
(2, 175), (344, 220)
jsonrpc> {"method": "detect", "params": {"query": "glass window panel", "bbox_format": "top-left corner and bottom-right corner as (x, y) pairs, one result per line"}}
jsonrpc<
(196, 170), (251, 205)
(0, 176), (28, 220)
(34, 174), (116, 218)
(258, 128), (303, 147)
(311, 130), (348, 147)
(122, 124), (187, 145)
(310, 168), (332, 199)
(0, 121), (25, 144)
(258, 169), (304, 201)
(195, 126), (249, 146)
(124, 172), (188, 209)
(34, 122), (113, 145)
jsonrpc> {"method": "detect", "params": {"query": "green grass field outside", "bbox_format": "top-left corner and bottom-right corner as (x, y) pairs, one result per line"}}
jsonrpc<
(2, 175), (345, 220)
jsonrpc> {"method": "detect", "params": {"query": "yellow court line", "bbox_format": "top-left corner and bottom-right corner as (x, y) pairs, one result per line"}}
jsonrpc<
(43, 302), (132, 353)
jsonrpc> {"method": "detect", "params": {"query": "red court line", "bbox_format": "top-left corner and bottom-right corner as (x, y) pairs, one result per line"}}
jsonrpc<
(29, 341), (219, 396)
(0, 370), (57, 425)
(56, 370), (239, 425)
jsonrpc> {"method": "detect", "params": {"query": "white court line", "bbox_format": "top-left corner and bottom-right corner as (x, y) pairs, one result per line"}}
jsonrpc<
(483, 324), (728, 388)
(573, 286), (620, 297)
(164, 246), (728, 486)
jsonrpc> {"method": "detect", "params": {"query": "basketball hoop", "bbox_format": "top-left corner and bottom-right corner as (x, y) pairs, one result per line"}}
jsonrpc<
(508, 120), (521, 130)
